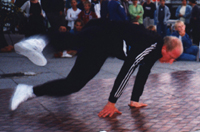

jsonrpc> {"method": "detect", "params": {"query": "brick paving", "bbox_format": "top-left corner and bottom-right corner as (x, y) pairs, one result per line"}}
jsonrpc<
(1, 70), (200, 132)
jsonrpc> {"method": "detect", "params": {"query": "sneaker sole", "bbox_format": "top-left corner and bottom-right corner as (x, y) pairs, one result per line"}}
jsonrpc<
(14, 44), (47, 66)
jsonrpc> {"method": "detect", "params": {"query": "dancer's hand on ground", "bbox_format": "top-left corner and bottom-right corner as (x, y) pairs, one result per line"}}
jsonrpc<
(98, 101), (122, 117)
(128, 101), (147, 108)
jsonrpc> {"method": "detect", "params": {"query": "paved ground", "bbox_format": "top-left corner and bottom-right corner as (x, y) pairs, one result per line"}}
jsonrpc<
(1, 34), (200, 132)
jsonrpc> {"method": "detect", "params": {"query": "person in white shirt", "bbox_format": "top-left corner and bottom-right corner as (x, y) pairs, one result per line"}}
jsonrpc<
(94, 1), (101, 18)
(65, 0), (81, 30)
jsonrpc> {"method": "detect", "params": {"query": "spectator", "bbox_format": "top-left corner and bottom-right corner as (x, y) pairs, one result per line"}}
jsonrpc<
(143, 0), (156, 28)
(65, 0), (81, 15)
(55, 20), (84, 58)
(92, 0), (101, 18)
(77, 0), (94, 11)
(53, 26), (76, 58)
(78, 1), (97, 25)
(69, 19), (84, 55)
(20, 0), (46, 37)
(129, 0), (144, 24)
(70, 19), (84, 34)
(175, 0), (192, 37)
(41, 0), (65, 32)
(189, 0), (200, 46)
(155, 0), (171, 38)
(66, 0), (81, 30)
(107, 0), (128, 21)
(172, 20), (198, 61)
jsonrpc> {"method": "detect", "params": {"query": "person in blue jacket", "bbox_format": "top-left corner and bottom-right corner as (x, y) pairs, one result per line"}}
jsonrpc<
(171, 20), (198, 61)
(175, 0), (192, 36)
(101, 0), (128, 21)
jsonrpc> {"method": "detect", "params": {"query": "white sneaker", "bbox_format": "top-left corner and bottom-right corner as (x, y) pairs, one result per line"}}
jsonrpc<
(10, 84), (36, 111)
(62, 50), (72, 58)
(14, 36), (47, 66)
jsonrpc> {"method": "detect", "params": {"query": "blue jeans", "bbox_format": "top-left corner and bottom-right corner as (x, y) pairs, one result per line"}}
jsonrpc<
(177, 45), (199, 61)
(157, 23), (167, 38)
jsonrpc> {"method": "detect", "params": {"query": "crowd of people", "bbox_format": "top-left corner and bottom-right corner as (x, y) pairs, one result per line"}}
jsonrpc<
(1, 0), (200, 61)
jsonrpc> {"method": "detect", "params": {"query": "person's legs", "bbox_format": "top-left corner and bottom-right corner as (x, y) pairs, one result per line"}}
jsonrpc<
(184, 45), (199, 56)
(0, 26), (8, 49)
(10, 49), (109, 110)
(176, 53), (196, 61)
(156, 23), (162, 36)
(162, 24), (167, 38)
(143, 17), (148, 28)
(34, 51), (108, 96)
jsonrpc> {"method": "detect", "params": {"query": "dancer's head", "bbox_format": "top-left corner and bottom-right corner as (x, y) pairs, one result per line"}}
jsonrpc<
(159, 36), (183, 64)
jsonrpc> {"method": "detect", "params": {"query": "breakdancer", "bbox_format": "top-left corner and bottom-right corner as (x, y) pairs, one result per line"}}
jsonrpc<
(11, 19), (183, 117)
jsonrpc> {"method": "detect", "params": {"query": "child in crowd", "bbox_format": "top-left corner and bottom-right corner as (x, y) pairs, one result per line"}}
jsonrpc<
(70, 19), (84, 34)
(78, 1), (97, 25)
(65, 0), (81, 30)
(54, 21), (82, 58)
(68, 19), (84, 55)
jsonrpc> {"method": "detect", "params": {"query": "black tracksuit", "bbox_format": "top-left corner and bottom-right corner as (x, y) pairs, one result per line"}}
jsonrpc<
(33, 19), (163, 103)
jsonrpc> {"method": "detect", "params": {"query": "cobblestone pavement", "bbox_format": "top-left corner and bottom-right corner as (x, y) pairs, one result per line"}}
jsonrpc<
(1, 70), (200, 132)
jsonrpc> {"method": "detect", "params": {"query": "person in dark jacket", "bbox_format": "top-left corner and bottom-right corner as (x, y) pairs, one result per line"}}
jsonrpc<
(171, 20), (198, 61)
(189, 0), (200, 45)
(101, 0), (128, 21)
(41, 0), (65, 32)
(108, 0), (128, 21)
(143, 0), (156, 28)
(11, 19), (183, 118)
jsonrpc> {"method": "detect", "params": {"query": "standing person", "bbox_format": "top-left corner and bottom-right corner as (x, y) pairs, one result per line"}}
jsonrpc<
(143, 0), (156, 28)
(65, 0), (81, 30)
(107, 0), (128, 21)
(11, 19), (183, 117)
(20, 0), (46, 37)
(189, 0), (200, 46)
(155, 0), (171, 38)
(78, 1), (97, 25)
(129, 0), (144, 24)
(175, 0), (192, 37)
(171, 20), (198, 61)
(65, 0), (81, 15)
(41, 0), (65, 32)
